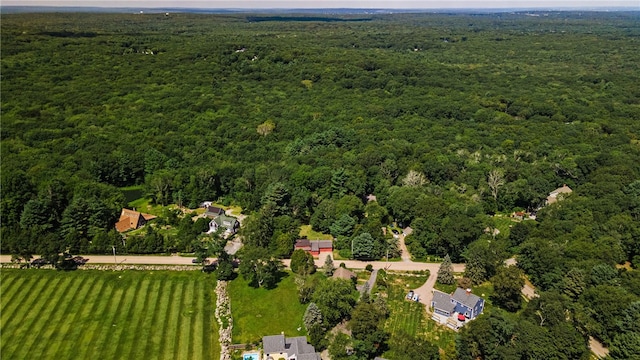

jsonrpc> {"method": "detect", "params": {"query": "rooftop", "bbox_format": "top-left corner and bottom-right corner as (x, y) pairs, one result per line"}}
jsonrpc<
(451, 288), (483, 308)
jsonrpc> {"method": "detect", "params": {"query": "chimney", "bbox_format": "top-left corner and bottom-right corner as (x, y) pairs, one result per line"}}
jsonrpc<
(466, 288), (471, 295)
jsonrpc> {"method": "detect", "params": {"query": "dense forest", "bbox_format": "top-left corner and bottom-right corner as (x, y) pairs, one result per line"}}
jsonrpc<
(2, 11), (640, 358)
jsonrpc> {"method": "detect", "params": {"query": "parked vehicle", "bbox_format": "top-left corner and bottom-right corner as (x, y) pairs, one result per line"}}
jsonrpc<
(72, 256), (88, 265)
(406, 290), (414, 300)
(412, 293), (420, 302)
(31, 258), (48, 267)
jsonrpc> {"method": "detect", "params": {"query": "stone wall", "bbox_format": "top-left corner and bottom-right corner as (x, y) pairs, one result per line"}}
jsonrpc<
(0, 263), (200, 271)
(215, 280), (233, 360)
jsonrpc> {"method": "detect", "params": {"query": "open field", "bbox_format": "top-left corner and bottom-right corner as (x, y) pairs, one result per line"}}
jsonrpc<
(228, 273), (307, 345)
(298, 225), (333, 241)
(0, 269), (219, 360)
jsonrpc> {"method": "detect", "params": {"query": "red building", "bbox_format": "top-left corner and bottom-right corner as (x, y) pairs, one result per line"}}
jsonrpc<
(294, 239), (333, 257)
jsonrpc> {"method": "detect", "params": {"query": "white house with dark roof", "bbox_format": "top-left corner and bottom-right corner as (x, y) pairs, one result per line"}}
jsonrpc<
(262, 335), (321, 360)
(208, 214), (239, 237)
(431, 288), (485, 330)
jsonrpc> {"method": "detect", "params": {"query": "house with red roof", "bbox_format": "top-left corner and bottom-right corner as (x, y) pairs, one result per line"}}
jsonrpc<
(115, 208), (156, 232)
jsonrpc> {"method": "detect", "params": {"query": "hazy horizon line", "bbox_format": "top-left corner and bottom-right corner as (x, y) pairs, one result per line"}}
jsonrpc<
(2, 5), (638, 10)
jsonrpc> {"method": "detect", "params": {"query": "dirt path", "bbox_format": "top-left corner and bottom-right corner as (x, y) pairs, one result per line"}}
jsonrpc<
(589, 336), (609, 358)
(505, 258), (538, 299)
(412, 268), (439, 309)
(398, 234), (412, 262)
(357, 269), (378, 295)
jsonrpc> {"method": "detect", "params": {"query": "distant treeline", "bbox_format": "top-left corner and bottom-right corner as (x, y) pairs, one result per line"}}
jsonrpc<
(246, 16), (372, 22)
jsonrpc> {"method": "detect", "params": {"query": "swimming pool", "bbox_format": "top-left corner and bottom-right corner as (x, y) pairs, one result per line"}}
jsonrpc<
(243, 353), (259, 360)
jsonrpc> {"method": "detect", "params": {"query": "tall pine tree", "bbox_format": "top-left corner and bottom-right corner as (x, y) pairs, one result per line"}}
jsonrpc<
(437, 254), (455, 285)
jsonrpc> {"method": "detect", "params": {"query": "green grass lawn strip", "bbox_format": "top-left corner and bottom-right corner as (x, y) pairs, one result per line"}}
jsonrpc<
(0, 272), (41, 331)
(191, 280), (205, 360)
(141, 276), (173, 359)
(19, 274), (76, 359)
(0, 273), (56, 344)
(58, 274), (107, 356)
(47, 275), (100, 359)
(74, 274), (115, 360)
(19, 274), (81, 358)
(160, 279), (185, 360)
(230, 274), (307, 344)
(177, 278), (196, 360)
(0, 274), (64, 357)
(0, 271), (20, 297)
(0, 271), (39, 323)
(127, 277), (161, 360)
(114, 274), (151, 359)
(164, 278), (188, 359)
(106, 275), (145, 360)
(34, 274), (95, 358)
(202, 279), (218, 359)
(87, 278), (129, 357)
(406, 303), (417, 336)
(146, 277), (173, 359)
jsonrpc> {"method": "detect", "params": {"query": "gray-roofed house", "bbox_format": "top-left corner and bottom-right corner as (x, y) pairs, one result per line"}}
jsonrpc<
(432, 290), (456, 318)
(402, 226), (413, 236)
(204, 205), (225, 218)
(431, 288), (484, 330)
(208, 214), (239, 237)
(262, 334), (321, 360)
(451, 287), (484, 319)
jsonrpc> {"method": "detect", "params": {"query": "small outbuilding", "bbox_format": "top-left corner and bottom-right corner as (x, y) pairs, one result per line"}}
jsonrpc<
(546, 185), (573, 205)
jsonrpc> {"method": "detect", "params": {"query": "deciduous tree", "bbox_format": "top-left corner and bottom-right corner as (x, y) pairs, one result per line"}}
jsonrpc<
(491, 265), (525, 311)
(290, 249), (316, 276)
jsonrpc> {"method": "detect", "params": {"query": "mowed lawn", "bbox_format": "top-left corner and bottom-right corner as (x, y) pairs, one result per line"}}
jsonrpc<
(0, 269), (219, 360)
(229, 273), (307, 344)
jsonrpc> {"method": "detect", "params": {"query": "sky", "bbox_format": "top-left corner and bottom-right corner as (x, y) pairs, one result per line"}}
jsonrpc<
(3, 0), (639, 9)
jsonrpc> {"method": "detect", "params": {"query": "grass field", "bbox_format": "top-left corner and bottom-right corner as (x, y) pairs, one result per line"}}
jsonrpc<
(0, 269), (219, 360)
(228, 273), (307, 345)
(298, 225), (333, 240)
(383, 273), (458, 359)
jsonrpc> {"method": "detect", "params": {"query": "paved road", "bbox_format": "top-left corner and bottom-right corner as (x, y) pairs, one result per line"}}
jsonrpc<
(0, 254), (464, 272)
(0, 255), (200, 265)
